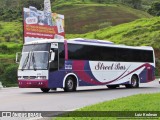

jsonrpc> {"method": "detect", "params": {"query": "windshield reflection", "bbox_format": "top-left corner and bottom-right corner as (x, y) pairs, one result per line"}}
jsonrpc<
(19, 51), (49, 70)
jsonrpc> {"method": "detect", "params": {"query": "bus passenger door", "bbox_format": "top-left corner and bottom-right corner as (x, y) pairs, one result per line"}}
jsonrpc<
(50, 48), (58, 71)
(58, 43), (65, 70)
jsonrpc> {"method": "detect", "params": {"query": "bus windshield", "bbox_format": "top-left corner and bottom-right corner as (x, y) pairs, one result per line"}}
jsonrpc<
(19, 43), (50, 70)
(19, 51), (49, 70)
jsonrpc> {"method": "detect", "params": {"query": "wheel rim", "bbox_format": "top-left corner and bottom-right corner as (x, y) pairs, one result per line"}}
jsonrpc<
(132, 78), (137, 87)
(67, 79), (73, 90)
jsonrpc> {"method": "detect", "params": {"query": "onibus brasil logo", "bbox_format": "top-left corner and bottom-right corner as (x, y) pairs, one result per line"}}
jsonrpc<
(1, 112), (42, 118)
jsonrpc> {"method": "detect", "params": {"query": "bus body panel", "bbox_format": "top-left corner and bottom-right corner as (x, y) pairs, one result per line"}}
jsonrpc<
(63, 60), (155, 87)
(48, 70), (65, 88)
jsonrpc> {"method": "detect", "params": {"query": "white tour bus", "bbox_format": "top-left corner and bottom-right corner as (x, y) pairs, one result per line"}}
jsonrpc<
(16, 38), (155, 92)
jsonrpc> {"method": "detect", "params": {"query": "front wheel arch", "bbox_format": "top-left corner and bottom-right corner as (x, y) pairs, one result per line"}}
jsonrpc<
(63, 73), (78, 88)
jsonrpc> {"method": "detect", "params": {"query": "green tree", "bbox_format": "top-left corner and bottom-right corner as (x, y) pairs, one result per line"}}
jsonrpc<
(121, 0), (142, 9)
(20, 0), (44, 10)
(148, 2), (160, 16)
(91, 0), (105, 3)
(2, 65), (18, 87)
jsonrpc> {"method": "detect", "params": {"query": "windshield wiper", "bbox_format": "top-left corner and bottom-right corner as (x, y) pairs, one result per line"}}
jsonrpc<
(22, 52), (30, 71)
(32, 52), (37, 71)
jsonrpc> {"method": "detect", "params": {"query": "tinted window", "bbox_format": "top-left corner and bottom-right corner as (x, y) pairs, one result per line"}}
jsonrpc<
(116, 48), (133, 62)
(116, 48), (153, 62)
(68, 44), (116, 61)
(102, 47), (116, 61)
(68, 44), (154, 63)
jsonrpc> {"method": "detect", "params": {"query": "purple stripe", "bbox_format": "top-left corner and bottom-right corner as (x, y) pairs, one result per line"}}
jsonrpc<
(74, 40), (113, 45)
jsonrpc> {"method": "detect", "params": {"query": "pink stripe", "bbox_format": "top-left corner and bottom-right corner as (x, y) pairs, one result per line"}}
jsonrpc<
(73, 61), (101, 85)
(120, 63), (149, 80)
(64, 40), (68, 60)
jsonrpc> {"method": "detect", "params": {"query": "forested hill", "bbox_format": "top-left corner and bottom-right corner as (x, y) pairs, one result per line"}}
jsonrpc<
(1, 0), (160, 34)
(0, 0), (153, 44)
(55, 4), (151, 34)
(0, 0), (159, 22)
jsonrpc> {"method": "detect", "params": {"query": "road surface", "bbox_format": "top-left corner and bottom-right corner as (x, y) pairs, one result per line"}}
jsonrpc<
(0, 80), (160, 111)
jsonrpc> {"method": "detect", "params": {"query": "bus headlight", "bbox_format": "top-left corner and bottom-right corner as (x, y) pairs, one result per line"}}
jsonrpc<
(18, 76), (23, 79)
(40, 76), (46, 79)
(37, 76), (46, 79)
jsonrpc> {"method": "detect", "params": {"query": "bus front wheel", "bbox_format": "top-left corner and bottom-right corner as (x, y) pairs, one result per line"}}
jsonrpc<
(64, 76), (77, 92)
(40, 88), (50, 93)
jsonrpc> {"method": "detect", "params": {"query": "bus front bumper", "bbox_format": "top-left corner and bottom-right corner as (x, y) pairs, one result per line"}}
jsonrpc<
(18, 80), (48, 88)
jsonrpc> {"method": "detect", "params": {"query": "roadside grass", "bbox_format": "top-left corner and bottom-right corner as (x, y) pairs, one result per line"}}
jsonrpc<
(55, 93), (160, 120)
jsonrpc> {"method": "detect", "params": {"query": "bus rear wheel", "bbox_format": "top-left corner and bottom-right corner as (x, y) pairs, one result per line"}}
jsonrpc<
(40, 88), (50, 93)
(107, 85), (118, 89)
(64, 76), (77, 92)
(126, 75), (139, 88)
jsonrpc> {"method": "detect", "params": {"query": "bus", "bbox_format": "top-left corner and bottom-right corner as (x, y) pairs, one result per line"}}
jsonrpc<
(16, 38), (155, 92)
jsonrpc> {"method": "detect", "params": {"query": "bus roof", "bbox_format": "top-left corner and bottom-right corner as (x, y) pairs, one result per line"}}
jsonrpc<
(24, 38), (153, 51)
(25, 39), (65, 45)
(70, 38), (114, 45)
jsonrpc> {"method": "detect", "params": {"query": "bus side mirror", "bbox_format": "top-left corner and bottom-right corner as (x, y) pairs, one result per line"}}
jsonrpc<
(50, 51), (55, 62)
(16, 52), (21, 64)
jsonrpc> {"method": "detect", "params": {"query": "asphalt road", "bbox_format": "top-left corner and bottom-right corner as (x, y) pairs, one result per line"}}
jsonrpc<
(0, 80), (160, 111)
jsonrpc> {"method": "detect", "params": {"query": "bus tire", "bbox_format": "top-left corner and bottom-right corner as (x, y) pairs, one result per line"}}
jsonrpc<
(40, 88), (50, 93)
(64, 76), (77, 92)
(107, 85), (118, 89)
(125, 84), (131, 88)
(126, 75), (139, 88)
